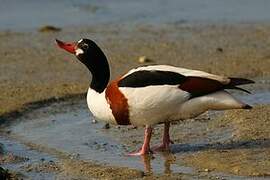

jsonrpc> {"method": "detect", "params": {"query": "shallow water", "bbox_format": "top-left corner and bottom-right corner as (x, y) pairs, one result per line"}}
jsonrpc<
(1, 0), (270, 31)
(10, 100), (192, 174)
(1, 91), (269, 178)
(238, 91), (270, 105)
(0, 136), (59, 179)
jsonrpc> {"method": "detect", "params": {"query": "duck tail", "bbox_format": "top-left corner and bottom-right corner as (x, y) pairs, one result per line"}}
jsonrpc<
(225, 77), (255, 94)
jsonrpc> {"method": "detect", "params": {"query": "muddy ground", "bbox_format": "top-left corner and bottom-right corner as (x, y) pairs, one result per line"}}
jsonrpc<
(0, 23), (270, 179)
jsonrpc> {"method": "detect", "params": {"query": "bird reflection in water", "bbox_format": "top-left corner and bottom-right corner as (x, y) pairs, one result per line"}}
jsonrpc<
(140, 152), (176, 174)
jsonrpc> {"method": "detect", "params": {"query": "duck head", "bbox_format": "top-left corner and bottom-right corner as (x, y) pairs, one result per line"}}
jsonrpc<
(56, 38), (110, 93)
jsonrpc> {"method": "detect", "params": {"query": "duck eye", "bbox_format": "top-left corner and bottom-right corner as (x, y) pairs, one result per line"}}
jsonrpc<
(81, 43), (89, 50)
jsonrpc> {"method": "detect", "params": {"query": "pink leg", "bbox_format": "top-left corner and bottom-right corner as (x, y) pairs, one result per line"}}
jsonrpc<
(128, 126), (153, 156)
(153, 122), (174, 152)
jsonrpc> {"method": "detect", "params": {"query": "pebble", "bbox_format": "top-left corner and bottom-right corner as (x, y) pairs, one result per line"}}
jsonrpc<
(69, 153), (80, 159)
(215, 176), (226, 180)
(38, 25), (61, 32)
(252, 172), (260, 176)
(128, 126), (137, 130)
(5, 130), (11, 134)
(138, 56), (152, 63)
(92, 118), (97, 123)
(102, 123), (110, 129)
(216, 47), (223, 53)
(93, 141), (98, 145)
(26, 166), (33, 172)
(234, 168), (240, 173)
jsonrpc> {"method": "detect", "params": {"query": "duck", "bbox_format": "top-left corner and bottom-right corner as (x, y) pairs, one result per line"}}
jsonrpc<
(56, 38), (254, 156)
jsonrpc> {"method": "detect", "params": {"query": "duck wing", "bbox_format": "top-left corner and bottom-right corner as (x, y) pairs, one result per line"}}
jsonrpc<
(118, 65), (254, 98)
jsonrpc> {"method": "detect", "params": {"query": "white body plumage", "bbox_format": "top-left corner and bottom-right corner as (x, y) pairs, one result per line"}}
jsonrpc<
(87, 65), (245, 126)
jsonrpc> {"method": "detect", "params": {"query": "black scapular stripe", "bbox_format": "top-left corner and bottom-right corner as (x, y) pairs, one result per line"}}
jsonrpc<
(118, 70), (186, 87)
(118, 70), (255, 96)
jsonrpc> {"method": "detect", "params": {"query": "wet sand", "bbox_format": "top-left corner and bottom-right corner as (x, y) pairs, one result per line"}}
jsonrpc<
(0, 23), (270, 179)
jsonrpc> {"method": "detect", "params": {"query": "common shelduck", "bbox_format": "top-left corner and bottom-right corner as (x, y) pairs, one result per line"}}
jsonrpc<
(56, 38), (254, 156)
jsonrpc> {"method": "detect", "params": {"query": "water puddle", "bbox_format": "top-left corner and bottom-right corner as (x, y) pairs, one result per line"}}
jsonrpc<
(8, 100), (195, 174)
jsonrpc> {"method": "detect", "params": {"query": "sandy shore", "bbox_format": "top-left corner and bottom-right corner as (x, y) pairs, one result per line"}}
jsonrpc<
(0, 23), (270, 179)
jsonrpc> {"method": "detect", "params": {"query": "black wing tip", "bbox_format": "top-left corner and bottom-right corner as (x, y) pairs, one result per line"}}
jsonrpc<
(226, 77), (255, 94)
(229, 77), (255, 85)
